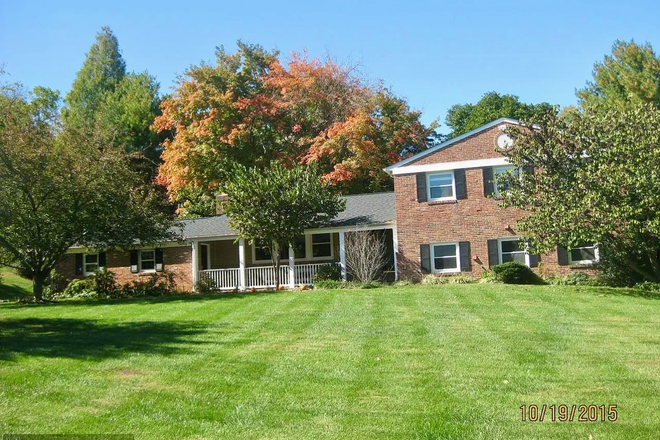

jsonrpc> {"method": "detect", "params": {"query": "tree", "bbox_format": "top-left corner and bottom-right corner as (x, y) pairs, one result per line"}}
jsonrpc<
(63, 27), (164, 174)
(221, 162), (345, 290)
(500, 103), (660, 284)
(0, 84), (173, 301)
(445, 92), (553, 138)
(155, 43), (436, 215)
(63, 26), (126, 130)
(344, 230), (387, 283)
(577, 40), (660, 109)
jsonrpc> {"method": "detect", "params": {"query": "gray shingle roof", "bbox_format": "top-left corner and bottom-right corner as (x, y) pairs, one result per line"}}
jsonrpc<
(175, 191), (395, 239)
(321, 192), (394, 228)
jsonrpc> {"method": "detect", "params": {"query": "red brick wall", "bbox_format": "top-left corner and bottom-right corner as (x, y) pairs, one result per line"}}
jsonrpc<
(58, 246), (194, 292)
(394, 124), (596, 280)
(407, 125), (507, 165)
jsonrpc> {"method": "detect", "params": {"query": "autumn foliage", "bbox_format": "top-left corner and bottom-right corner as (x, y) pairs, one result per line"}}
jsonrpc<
(154, 42), (436, 213)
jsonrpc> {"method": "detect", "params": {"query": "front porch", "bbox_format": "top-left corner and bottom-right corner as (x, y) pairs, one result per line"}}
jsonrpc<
(189, 228), (396, 291)
(199, 262), (333, 290)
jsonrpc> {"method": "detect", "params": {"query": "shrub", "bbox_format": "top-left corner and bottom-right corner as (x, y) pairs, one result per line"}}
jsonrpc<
(314, 263), (342, 282)
(90, 269), (119, 296)
(194, 274), (217, 295)
(547, 272), (593, 286)
(421, 274), (448, 285)
(360, 281), (384, 289)
(59, 278), (96, 299)
(120, 271), (177, 297)
(47, 271), (68, 295)
(422, 274), (476, 285)
(344, 230), (388, 283)
(314, 280), (345, 290)
(446, 275), (476, 284)
(491, 262), (543, 285)
(635, 281), (660, 291)
(392, 279), (414, 287)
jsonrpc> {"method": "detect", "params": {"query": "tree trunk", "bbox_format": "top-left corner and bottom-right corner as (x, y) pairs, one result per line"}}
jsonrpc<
(33, 273), (45, 302)
(648, 248), (660, 282)
(625, 256), (658, 283)
(271, 242), (280, 291)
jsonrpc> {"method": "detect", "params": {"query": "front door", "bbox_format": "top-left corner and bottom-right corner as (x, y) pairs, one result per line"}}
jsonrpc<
(201, 244), (210, 270)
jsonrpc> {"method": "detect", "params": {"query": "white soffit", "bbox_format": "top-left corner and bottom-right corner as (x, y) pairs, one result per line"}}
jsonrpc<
(390, 157), (510, 175)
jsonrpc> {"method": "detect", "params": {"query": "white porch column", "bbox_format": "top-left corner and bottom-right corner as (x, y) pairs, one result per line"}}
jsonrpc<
(339, 231), (347, 281)
(392, 227), (399, 281)
(238, 238), (246, 290)
(288, 244), (295, 288)
(191, 239), (200, 288)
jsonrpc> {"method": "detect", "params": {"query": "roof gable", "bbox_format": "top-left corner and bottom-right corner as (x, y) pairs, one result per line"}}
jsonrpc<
(385, 117), (519, 172)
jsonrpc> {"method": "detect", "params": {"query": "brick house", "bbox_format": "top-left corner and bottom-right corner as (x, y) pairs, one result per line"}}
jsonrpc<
(59, 192), (396, 291)
(385, 118), (598, 280)
(60, 118), (597, 290)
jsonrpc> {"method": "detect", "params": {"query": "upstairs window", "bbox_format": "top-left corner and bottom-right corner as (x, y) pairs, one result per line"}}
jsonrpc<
(427, 171), (455, 201)
(493, 165), (519, 196)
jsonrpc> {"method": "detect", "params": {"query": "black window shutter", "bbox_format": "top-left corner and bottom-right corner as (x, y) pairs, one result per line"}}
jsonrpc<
(75, 254), (83, 275)
(483, 167), (494, 196)
(155, 248), (164, 272)
(99, 252), (106, 269)
(487, 239), (499, 268)
(529, 254), (540, 268)
(130, 250), (139, 273)
(455, 169), (467, 200)
(557, 247), (569, 266)
(420, 244), (431, 274)
(459, 241), (471, 271)
(416, 173), (427, 203)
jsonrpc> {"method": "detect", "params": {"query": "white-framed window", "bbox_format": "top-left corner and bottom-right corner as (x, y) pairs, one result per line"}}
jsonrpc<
(140, 249), (156, 272)
(493, 165), (519, 196)
(499, 238), (528, 265)
(312, 233), (332, 258)
(431, 242), (460, 273)
(84, 253), (99, 276)
(427, 171), (455, 201)
(253, 234), (334, 263)
(569, 243), (599, 265)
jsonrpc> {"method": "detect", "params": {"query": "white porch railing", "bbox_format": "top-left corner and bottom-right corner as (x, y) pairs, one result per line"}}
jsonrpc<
(199, 268), (240, 290)
(246, 266), (290, 289)
(199, 263), (330, 290)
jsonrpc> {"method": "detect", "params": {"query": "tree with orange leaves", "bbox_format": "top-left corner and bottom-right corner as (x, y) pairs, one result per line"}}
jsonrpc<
(155, 41), (437, 216)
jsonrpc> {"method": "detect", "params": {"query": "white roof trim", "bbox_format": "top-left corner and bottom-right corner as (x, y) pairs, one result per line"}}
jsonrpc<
(385, 117), (519, 173)
(304, 222), (395, 234)
(391, 157), (510, 176)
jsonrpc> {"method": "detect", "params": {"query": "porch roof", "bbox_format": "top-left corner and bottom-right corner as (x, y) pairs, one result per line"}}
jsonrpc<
(177, 191), (395, 239)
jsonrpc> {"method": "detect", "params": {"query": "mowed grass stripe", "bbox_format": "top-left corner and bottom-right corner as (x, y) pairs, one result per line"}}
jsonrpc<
(101, 291), (337, 439)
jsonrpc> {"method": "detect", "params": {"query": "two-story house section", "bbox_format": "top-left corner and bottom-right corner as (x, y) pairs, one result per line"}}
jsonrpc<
(385, 118), (597, 280)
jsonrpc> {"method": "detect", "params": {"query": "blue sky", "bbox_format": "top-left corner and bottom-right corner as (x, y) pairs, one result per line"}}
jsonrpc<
(1, 0), (658, 132)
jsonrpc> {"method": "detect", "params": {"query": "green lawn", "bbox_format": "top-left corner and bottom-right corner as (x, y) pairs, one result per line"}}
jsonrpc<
(0, 268), (33, 301)
(1, 284), (659, 439)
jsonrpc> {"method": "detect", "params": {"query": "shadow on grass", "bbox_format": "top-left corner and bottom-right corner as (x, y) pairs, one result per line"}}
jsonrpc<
(0, 318), (210, 361)
(0, 283), (33, 301)
(581, 286), (660, 300)
(2, 289), (288, 308)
